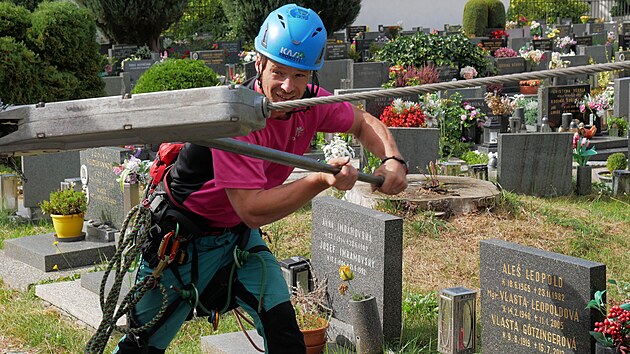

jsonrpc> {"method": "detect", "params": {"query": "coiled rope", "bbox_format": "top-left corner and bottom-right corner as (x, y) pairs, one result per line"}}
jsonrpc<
(267, 61), (630, 112)
(85, 205), (169, 354)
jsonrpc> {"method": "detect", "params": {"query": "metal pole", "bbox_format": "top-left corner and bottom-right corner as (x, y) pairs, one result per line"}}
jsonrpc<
(204, 138), (385, 187)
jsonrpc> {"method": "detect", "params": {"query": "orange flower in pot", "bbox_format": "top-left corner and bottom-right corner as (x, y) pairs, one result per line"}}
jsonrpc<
(519, 80), (541, 95)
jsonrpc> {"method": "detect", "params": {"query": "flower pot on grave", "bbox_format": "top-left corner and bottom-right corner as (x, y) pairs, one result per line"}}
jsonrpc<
(597, 171), (613, 185)
(300, 316), (329, 354)
(576, 165), (592, 195)
(349, 296), (383, 354)
(51, 213), (85, 241)
(595, 342), (616, 354)
(519, 85), (539, 95)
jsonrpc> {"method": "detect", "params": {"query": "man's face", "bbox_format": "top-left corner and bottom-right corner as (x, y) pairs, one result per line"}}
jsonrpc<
(256, 56), (310, 115)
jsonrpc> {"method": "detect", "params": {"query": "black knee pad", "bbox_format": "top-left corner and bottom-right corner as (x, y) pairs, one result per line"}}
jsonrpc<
(259, 301), (306, 354)
(116, 335), (166, 354)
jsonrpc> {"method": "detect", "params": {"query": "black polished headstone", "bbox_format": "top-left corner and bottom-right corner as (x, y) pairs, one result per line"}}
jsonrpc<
(590, 23), (605, 34)
(480, 239), (605, 354)
(191, 50), (225, 76)
(346, 25), (367, 42)
(532, 39), (553, 51)
(218, 40), (242, 64)
(495, 57), (527, 75)
(122, 59), (156, 90)
(311, 196), (403, 341)
(574, 35), (593, 46)
(481, 38), (506, 55)
(325, 43), (350, 60)
(556, 25), (571, 37)
(541, 84), (590, 128)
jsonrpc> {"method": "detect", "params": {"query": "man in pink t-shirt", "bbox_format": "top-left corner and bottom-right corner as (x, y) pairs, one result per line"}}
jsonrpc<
(114, 4), (407, 354)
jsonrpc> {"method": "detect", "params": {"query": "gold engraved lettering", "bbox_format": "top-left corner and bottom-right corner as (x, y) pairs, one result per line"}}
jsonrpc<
(530, 300), (579, 322)
(502, 263), (521, 277)
(524, 269), (563, 288)
(499, 290), (528, 307)
(491, 313), (519, 332)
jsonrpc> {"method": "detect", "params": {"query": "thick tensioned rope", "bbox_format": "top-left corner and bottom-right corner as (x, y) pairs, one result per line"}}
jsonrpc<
(267, 61), (630, 112)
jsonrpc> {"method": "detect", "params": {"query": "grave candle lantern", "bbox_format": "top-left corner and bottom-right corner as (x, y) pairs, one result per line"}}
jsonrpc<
(483, 116), (502, 147)
(438, 286), (477, 354)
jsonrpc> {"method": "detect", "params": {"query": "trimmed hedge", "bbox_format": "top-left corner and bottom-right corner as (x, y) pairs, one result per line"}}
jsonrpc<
(28, 1), (103, 99)
(0, 36), (43, 104)
(132, 59), (220, 94)
(463, 0), (488, 37)
(0, 2), (31, 41)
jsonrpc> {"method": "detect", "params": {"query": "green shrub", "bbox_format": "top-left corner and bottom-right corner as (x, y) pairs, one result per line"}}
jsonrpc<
(7, 0), (42, 12)
(29, 1), (104, 99)
(461, 150), (489, 165)
(507, 0), (588, 23)
(0, 36), (44, 104)
(606, 153), (628, 172)
(485, 0), (506, 29)
(39, 188), (87, 215)
(463, 0), (488, 37)
(0, 2), (31, 40)
(377, 32), (489, 76)
(608, 117), (628, 137)
(132, 59), (220, 94)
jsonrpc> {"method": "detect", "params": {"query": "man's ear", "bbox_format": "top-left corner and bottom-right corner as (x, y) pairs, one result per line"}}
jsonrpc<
(255, 53), (263, 74)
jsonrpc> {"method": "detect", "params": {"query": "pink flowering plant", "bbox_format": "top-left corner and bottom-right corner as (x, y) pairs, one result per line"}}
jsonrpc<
(460, 66), (478, 80)
(578, 88), (613, 118)
(113, 155), (152, 190)
(493, 47), (518, 58)
(572, 133), (597, 166)
(461, 101), (484, 128)
(556, 36), (576, 50)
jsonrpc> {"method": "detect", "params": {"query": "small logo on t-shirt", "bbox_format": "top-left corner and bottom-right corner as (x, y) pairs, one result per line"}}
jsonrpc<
(292, 126), (304, 141)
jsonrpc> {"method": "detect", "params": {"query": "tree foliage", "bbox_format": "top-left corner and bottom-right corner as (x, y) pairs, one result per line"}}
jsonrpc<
(166, 0), (231, 40)
(6, 0), (43, 12)
(221, 0), (361, 42)
(78, 0), (188, 51)
(507, 0), (589, 23)
(0, 2), (31, 40)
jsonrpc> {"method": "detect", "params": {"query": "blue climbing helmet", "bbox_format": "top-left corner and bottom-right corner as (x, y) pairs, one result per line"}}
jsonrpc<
(254, 3), (327, 71)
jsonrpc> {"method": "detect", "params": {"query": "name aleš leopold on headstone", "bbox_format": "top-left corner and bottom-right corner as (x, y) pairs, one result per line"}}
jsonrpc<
(311, 196), (403, 341)
(480, 239), (606, 354)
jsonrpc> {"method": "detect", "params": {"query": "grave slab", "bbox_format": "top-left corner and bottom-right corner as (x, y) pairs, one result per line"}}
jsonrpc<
(0, 249), (95, 291)
(352, 62), (389, 88)
(613, 77), (630, 118)
(311, 196), (402, 342)
(200, 329), (343, 354)
(80, 270), (134, 305)
(35, 279), (126, 329)
(497, 133), (573, 197)
(480, 239), (606, 354)
(578, 45), (610, 64)
(4, 233), (115, 272)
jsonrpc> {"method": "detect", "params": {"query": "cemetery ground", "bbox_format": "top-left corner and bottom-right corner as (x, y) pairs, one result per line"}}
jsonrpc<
(0, 191), (629, 353)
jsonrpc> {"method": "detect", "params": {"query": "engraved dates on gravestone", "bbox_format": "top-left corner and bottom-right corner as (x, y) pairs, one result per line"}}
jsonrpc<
(191, 50), (225, 76)
(218, 40), (242, 64)
(545, 84), (590, 128)
(532, 39), (553, 51)
(80, 147), (131, 230)
(325, 43), (350, 60)
(480, 239), (605, 354)
(590, 23), (605, 34)
(481, 39), (506, 55)
(495, 57), (526, 75)
(574, 35), (592, 47)
(311, 196), (402, 341)
(556, 25), (571, 38)
(346, 25), (367, 42)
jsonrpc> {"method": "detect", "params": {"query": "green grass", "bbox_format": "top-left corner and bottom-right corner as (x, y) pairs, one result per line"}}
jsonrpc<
(0, 192), (629, 353)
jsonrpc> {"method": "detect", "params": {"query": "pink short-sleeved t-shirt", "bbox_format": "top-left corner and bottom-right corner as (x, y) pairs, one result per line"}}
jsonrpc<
(181, 85), (354, 227)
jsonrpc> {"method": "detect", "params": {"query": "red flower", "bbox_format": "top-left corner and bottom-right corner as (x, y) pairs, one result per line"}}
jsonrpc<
(379, 102), (426, 128)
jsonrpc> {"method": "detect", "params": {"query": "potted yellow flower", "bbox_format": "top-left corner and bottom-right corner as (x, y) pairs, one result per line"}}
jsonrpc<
(39, 187), (87, 241)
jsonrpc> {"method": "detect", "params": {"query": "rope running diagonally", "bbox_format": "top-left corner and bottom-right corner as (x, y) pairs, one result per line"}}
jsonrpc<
(266, 61), (630, 111)
(85, 204), (169, 354)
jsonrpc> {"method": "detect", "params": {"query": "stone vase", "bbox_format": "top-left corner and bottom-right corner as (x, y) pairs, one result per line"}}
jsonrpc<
(349, 296), (383, 354)
(123, 182), (140, 217)
(576, 165), (592, 195)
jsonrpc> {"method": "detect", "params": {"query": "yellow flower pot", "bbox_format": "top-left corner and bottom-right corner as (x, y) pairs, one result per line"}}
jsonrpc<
(51, 213), (85, 239)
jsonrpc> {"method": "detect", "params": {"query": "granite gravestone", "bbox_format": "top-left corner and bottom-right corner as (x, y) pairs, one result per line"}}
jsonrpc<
(578, 45), (609, 64)
(495, 57), (527, 75)
(191, 50), (226, 76)
(556, 25), (571, 37)
(613, 77), (630, 119)
(540, 84), (590, 128)
(318, 59), (353, 92)
(621, 35), (630, 51)
(21, 152), (81, 216)
(590, 23), (605, 34)
(509, 37), (531, 52)
(574, 35), (593, 47)
(243, 61), (257, 80)
(480, 239), (606, 354)
(334, 87), (418, 118)
(122, 59), (155, 90)
(572, 23), (587, 36)
(311, 196), (403, 341)
(218, 40), (242, 64)
(497, 133), (573, 197)
(352, 62), (389, 88)
(325, 43), (350, 60)
(108, 44), (138, 60)
(346, 25), (367, 42)
(533, 39), (553, 51)
(481, 38), (506, 55)
(80, 147), (131, 230)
